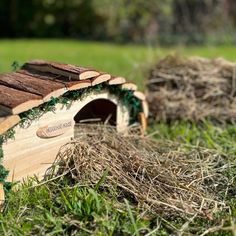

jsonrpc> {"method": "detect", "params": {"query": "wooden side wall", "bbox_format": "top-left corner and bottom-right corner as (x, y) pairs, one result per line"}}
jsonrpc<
(2, 92), (129, 182)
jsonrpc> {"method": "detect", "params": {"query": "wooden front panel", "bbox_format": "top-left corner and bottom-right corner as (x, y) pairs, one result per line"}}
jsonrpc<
(3, 110), (75, 182)
(2, 92), (129, 182)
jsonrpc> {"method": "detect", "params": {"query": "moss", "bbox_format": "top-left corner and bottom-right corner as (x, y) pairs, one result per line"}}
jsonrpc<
(0, 129), (16, 191)
(20, 83), (143, 126)
(0, 83), (143, 189)
(107, 85), (142, 124)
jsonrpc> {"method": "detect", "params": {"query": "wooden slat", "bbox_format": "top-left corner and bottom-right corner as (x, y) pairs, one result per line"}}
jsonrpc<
(142, 100), (149, 118)
(68, 80), (91, 91)
(4, 144), (68, 182)
(19, 69), (91, 91)
(138, 112), (147, 135)
(0, 85), (43, 114)
(0, 109), (10, 117)
(121, 82), (137, 91)
(133, 91), (146, 101)
(108, 76), (126, 85)
(23, 60), (100, 80)
(2, 91), (131, 182)
(0, 73), (66, 102)
(91, 74), (111, 86)
(79, 70), (100, 80)
(0, 115), (20, 135)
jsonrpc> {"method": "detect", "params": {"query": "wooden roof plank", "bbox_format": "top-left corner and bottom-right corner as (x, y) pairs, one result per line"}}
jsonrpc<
(0, 60), (143, 118)
(120, 82), (138, 91)
(68, 80), (91, 91)
(23, 60), (100, 80)
(133, 91), (146, 101)
(0, 85), (43, 115)
(108, 76), (126, 85)
(0, 73), (66, 102)
(18, 69), (91, 91)
(91, 74), (111, 86)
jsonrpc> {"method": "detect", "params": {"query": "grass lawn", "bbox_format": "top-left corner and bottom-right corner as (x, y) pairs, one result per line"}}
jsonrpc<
(0, 39), (236, 235)
(1, 39), (236, 87)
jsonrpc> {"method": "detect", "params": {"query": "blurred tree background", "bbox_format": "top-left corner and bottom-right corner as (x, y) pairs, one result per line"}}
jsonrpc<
(0, 0), (235, 45)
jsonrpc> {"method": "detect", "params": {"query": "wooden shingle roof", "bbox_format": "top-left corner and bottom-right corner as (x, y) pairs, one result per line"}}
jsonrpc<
(0, 60), (148, 134)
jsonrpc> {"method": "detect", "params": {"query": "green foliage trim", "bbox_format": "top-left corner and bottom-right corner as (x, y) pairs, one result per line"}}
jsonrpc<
(0, 129), (16, 191)
(1, 83), (143, 189)
(11, 61), (21, 71)
(108, 85), (142, 124)
(20, 83), (143, 126)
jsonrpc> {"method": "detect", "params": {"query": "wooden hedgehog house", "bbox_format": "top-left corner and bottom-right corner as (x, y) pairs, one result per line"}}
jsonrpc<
(0, 60), (148, 187)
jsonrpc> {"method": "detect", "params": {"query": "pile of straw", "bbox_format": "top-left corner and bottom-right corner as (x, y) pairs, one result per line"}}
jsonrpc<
(147, 55), (236, 123)
(47, 125), (235, 219)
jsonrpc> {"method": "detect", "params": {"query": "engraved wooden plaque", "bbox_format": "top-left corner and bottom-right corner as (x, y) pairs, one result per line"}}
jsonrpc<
(36, 119), (73, 138)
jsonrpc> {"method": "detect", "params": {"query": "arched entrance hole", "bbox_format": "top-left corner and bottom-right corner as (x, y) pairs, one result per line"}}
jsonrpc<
(74, 99), (117, 125)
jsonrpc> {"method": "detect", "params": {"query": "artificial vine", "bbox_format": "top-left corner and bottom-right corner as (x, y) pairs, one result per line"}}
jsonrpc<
(20, 83), (143, 126)
(0, 83), (143, 190)
(0, 129), (16, 191)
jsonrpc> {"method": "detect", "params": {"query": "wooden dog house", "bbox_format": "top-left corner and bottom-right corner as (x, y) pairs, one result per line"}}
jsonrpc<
(0, 60), (148, 186)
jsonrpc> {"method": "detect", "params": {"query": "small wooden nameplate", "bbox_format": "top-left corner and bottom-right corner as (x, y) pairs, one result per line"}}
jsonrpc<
(36, 119), (73, 138)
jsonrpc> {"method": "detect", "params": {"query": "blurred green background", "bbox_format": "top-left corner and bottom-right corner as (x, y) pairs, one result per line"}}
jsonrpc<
(1, 0), (236, 45)
(1, 0), (236, 87)
(2, 40), (236, 88)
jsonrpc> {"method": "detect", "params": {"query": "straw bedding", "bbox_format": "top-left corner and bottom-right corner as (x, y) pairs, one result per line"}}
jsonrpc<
(46, 125), (235, 219)
(147, 55), (236, 123)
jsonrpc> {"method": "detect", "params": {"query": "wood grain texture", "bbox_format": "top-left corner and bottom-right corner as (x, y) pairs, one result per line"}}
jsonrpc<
(91, 74), (111, 86)
(0, 115), (20, 135)
(68, 80), (91, 91)
(133, 91), (146, 101)
(4, 139), (72, 181)
(23, 60), (100, 80)
(2, 92), (130, 182)
(19, 69), (91, 91)
(108, 76), (126, 85)
(121, 82), (137, 91)
(0, 85), (43, 114)
(138, 112), (147, 134)
(142, 100), (149, 118)
(0, 72), (66, 102)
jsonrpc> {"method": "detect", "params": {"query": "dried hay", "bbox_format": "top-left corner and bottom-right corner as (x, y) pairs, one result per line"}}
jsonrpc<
(147, 55), (236, 123)
(46, 124), (235, 219)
